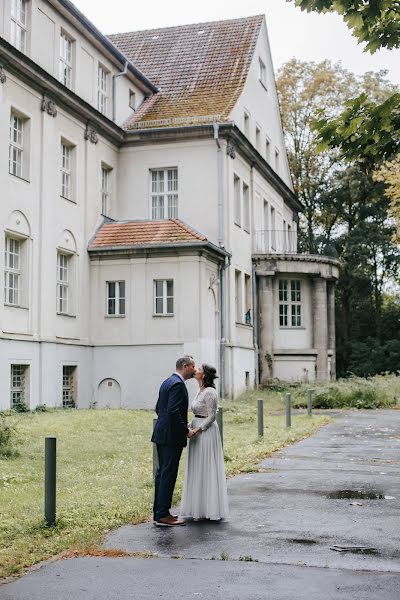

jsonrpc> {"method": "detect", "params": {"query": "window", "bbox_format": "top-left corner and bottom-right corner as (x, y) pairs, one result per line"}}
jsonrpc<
(97, 64), (109, 115)
(9, 113), (24, 178)
(129, 89), (136, 110)
(62, 365), (76, 408)
(244, 274), (252, 324)
(154, 279), (174, 315)
(60, 140), (74, 200)
(5, 237), (21, 306)
(10, 0), (27, 52)
(101, 164), (112, 216)
(270, 206), (276, 250)
(10, 364), (28, 408)
(235, 270), (242, 323)
(243, 182), (250, 233)
(275, 148), (280, 174)
(255, 125), (261, 152)
(259, 58), (266, 88)
(265, 137), (271, 163)
(57, 252), (70, 314)
(244, 111), (250, 138)
(106, 281), (125, 316)
(59, 32), (73, 88)
(279, 279), (302, 327)
(234, 174), (241, 226)
(150, 169), (178, 219)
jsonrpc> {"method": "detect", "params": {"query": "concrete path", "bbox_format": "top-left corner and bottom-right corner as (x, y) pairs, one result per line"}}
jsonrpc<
(2, 410), (400, 599)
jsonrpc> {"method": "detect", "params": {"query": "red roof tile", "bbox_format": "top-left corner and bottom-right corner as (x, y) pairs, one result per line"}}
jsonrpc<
(89, 219), (207, 249)
(108, 15), (263, 129)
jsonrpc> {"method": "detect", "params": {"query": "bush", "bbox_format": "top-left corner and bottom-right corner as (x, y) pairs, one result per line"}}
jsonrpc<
(0, 414), (19, 458)
(12, 401), (29, 413)
(34, 404), (48, 413)
(292, 375), (399, 410)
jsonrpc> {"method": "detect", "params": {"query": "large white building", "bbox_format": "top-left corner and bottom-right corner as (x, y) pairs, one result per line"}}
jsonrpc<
(0, 0), (339, 410)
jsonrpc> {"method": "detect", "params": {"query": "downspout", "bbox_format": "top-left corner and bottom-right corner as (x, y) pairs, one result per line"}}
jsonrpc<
(213, 124), (227, 398)
(112, 60), (128, 123)
(250, 165), (259, 387)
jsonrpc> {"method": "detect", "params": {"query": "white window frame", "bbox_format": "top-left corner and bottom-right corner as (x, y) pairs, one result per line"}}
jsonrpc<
(59, 31), (73, 89)
(106, 281), (125, 316)
(60, 140), (73, 200)
(259, 57), (267, 88)
(101, 164), (112, 216)
(234, 174), (241, 227)
(9, 113), (24, 178)
(10, 0), (27, 52)
(57, 252), (70, 314)
(10, 364), (28, 408)
(129, 89), (136, 110)
(150, 168), (178, 220)
(255, 124), (261, 152)
(62, 365), (76, 408)
(244, 273), (252, 325)
(275, 148), (280, 174)
(235, 270), (242, 323)
(97, 64), (109, 115)
(154, 279), (174, 316)
(279, 279), (302, 328)
(265, 136), (271, 163)
(244, 111), (250, 138)
(4, 236), (21, 306)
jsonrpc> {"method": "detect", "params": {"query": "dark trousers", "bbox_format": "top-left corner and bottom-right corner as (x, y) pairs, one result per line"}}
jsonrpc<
(153, 444), (183, 521)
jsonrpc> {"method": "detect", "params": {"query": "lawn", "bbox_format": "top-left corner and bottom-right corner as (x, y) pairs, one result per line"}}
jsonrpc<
(0, 396), (330, 580)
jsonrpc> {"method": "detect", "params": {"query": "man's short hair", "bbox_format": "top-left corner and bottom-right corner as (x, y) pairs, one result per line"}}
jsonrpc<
(176, 355), (194, 370)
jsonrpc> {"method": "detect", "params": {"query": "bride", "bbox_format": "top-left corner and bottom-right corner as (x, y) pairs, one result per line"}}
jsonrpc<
(180, 363), (229, 521)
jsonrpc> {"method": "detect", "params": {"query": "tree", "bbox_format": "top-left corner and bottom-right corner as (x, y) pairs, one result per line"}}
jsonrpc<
(288, 0), (400, 163)
(374, 155), (400, 241)
(276, 59), (396, 250)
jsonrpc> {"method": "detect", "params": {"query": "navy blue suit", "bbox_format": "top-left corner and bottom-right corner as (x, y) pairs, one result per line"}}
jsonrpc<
(152, 373), (189, 520)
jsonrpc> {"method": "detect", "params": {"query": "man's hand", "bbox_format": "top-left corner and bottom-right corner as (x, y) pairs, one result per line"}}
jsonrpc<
(192, 427), (203, 436)
(187, 428), (195, 438)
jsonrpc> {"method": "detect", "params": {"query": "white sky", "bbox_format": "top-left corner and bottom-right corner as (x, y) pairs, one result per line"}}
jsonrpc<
(73, 0), (400, 85)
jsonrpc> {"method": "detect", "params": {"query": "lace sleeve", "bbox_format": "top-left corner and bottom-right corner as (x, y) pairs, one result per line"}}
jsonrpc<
(200, 388), (218, 431)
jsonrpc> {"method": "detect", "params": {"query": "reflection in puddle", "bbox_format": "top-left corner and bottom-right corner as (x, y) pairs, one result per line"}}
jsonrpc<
(326, 489), (385, 499)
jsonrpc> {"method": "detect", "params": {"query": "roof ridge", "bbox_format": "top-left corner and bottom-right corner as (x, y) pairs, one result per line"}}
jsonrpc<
(108, 14), (264, 38)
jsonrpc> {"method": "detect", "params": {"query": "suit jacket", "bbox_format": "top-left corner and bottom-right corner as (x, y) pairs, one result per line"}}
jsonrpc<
(151, 373), (189, 447)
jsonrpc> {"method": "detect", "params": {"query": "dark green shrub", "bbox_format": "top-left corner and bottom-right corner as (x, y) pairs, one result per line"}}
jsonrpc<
(0, 415), (19, 458)
(34, 404), (48, 413)
(12, 401), (29, 413)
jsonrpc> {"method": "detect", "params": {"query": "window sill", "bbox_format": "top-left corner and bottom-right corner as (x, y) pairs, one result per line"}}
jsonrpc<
(236, 321), (253, 329)
(60, 195), (77, 204)
(57, 312), (76, 318)
(9, 172), (30, 184)
(4, 303), (29, 310)
(105, 314), (126, 318)
(153, 313), (174, 318)
(279, 326), (306, 330)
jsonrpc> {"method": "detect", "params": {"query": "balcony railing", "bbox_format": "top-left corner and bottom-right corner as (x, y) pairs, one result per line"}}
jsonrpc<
(254, 230), (298, 254)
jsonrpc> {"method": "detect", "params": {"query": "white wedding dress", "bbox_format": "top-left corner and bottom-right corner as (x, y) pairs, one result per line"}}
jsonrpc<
(180, 386), (229, 520)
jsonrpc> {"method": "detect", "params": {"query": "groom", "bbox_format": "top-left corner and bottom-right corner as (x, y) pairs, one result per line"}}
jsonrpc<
(152, 355), (196, 526)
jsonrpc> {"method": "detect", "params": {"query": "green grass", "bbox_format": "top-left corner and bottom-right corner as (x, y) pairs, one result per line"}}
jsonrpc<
(0, 401), (330, 580)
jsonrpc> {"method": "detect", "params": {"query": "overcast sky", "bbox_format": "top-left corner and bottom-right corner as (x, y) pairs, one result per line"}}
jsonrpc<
(74, 0), (399, 85)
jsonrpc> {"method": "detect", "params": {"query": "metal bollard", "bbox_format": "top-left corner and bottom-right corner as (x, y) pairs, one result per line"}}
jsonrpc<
(307, 389), (314, 416)
(152, 418), (159, 481)
(216, 407), (224, 448)
(258, 399), (264, 437)
(44, 436), (56, 527)
(285, 393), (292, 429)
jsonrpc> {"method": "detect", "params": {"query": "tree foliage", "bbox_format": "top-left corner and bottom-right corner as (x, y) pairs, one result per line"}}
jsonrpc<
(289, 0), (400, 164)
(374, 155), (400, 241)
(291, 1), (400, 53)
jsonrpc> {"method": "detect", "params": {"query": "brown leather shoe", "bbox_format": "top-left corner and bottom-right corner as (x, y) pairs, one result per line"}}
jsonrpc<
(154, 515), (186, 527)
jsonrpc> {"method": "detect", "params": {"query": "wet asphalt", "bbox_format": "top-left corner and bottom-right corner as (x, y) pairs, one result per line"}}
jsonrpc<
(1, 410), (400, 599)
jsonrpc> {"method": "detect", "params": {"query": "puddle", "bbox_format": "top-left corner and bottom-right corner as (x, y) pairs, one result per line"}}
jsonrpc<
(288, 538), (317, 545)
(326, 489), (385, 500)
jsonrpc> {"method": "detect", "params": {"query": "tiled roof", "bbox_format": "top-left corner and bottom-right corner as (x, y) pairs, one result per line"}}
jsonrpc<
(108, 15), (264, 129)
(89, 219), (207, 249)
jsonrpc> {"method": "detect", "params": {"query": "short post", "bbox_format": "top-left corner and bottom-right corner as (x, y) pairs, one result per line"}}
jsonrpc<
(153, 418), (159, 480)
(285, 393), (292, 429)
(216, 407), (224, 447)
(44, 436), (56, 527)
(307, 389), (314, 416)
(257, 399), (264, 437)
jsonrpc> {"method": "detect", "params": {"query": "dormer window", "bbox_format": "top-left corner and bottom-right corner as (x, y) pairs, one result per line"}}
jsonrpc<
(59, 32), (73, 89)
(10, 0), (27, 52)
(259, 58), (267, 88)
(97, 64), (109, 116)
(129, 90), (136, 111)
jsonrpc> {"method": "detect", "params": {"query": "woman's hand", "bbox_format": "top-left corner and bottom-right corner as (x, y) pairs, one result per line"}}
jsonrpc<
(192, 427), (203, 436)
